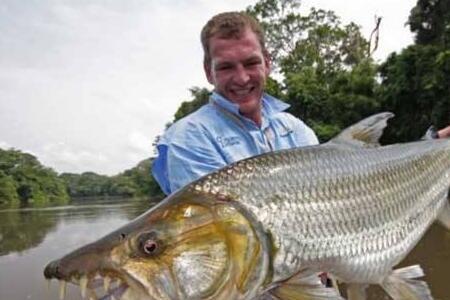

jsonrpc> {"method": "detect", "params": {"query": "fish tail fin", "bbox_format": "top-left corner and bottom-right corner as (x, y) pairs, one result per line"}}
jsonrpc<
(437, 199), (450, 230)
(255, 268), (343, 300)
(380, 265), (434, 300)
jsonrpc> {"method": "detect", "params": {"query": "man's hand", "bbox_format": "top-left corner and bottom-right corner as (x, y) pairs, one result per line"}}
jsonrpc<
(438, 126), (450, 139)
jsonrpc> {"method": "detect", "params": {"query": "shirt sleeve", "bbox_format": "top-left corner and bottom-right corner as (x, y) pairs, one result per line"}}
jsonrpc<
(284, 113), (319, 146)
(151, 121), (226, 195)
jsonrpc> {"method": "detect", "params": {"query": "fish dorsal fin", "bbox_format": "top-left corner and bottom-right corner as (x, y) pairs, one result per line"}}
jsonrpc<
(255, 268), (343, 300)
(330, 112), (394, 148)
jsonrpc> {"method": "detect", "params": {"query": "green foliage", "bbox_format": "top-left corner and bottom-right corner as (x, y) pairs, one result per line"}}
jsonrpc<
(0, 148), (69, 207)
(0, 171), (19, 207)
(247, 1), (369, 73)
(60, 159), (163, 198)
(247, 0), (380, 141)
(374, 0), (450, 143)
(60, 172), (110, 197)
(174, 87), (211, 122)
(377, 45), (450, 142)
(119, 158), (163, 197)
(408, 0), (450, 47)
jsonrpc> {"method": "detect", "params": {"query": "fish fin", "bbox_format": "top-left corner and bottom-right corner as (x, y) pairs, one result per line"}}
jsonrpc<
(380, 265), (434, 300)
(346, 283), (368, 300)
(330, 112), (394, 148)
(255, 268), (343, 300)
(422, 126), (439, 140)
(437, 200), (450, 230)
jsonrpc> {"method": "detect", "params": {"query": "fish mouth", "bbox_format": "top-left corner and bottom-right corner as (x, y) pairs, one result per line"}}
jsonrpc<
(44, 260), (146, 299)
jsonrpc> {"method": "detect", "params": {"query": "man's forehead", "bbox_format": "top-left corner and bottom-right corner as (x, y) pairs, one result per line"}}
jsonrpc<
(210, 34), (262, 53)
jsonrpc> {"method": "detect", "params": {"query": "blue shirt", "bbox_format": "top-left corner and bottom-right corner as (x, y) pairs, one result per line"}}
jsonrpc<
(152, 92), (319, 195)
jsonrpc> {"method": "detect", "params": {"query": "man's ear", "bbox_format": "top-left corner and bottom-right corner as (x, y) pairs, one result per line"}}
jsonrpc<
(263, 50), (272, 77)
(204, 61), (213, 84)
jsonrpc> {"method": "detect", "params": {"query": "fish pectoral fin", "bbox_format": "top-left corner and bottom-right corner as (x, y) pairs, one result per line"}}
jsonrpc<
(380, 265), (434, 300)
(329, 112), (394, 148)
(255, 268), (343, 300)
(437, 200), (450, 230)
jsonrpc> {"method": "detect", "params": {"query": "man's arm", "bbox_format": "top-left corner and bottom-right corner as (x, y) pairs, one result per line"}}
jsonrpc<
(152, 122), (226, 195)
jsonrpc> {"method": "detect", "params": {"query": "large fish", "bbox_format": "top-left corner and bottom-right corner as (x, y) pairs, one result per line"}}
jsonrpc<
(44, 113), (450, 300)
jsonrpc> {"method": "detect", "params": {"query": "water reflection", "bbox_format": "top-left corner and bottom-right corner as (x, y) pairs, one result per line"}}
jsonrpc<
(0, 197), (155, 300)
(0, 198), (448, 300)
(0, 209), (56, 256)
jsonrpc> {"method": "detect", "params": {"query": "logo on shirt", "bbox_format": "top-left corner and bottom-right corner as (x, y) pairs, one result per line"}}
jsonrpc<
(280, 128), (294, 137)
(217, 136), (240, 148)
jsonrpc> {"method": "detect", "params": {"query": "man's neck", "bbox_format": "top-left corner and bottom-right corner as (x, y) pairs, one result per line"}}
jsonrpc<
(240, 110), (262, 127)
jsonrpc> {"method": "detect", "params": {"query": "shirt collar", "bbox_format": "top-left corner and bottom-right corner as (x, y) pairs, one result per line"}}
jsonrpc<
(209, 92), (290, 120)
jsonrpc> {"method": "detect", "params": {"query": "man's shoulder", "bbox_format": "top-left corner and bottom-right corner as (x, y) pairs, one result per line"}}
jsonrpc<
(162, 103), (218, 142)
(270, 111), (319, 145)
(271, 111), (307, 127)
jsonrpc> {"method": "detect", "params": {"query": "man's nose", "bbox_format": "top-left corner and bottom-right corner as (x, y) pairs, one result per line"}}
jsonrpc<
(233, 65), (250, 84)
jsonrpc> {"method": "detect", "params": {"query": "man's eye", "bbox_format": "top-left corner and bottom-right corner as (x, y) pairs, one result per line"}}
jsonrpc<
(216, 65), (231, 71)
(246, 61), (260, 67)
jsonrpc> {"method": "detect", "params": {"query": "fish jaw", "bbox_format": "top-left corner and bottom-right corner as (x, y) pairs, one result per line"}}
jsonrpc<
(44, 191), (270, 299)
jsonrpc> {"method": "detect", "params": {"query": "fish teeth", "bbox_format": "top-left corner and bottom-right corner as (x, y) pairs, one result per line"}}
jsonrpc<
(87, 288), (97, 300)
(104, 276), (111, 291)
(80, 275), (88, 298)
(59, 280), (66, 300)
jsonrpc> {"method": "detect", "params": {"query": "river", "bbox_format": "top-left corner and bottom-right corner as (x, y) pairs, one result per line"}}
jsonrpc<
(0, 197), (448, 300)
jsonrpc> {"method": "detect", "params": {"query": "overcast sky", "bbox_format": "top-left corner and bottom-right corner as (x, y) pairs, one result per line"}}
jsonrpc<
(0, 0), (417, 175)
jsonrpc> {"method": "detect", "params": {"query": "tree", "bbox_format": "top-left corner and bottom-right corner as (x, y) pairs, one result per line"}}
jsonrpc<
(173, 87), (211, 122)
(246, 1), (369, 73)
(0, 171), (19, 207)
(408, 0), (450, 47)
(0, 148), (69, 206)
(247, 0), (380, 141)
(377, 0), (450, 142)
(377, 45), (450, 142)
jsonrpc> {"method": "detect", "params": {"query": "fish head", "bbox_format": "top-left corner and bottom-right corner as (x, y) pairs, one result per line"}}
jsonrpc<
(44, 191), (269, 299)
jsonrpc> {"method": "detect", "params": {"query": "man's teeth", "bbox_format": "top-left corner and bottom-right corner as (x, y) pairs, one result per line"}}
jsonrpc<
(233, 88), (252, 96)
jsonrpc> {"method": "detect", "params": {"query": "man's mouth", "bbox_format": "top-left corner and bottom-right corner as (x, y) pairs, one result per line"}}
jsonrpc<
(231, 87), (255, 97)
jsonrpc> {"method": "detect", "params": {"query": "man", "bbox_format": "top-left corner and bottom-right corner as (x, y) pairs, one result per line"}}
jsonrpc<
(152, 12), (318, 195)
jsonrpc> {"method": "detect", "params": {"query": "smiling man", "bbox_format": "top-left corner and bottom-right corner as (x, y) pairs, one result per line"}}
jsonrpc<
(152, 12), (318, 195)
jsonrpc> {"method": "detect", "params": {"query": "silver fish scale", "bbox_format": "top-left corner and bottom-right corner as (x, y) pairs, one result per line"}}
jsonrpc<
(192, 139), (450, 283)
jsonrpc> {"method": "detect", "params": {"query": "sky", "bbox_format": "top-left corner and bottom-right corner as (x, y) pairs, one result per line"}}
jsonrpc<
(0, 0), (417, 175)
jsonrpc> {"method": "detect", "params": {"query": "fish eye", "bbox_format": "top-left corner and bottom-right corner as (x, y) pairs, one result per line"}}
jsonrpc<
(137, 232), (162, 256)
(143, 239), (157, 254)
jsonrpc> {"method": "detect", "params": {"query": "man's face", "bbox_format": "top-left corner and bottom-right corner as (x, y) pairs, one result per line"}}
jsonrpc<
(204, 29), (271, 123)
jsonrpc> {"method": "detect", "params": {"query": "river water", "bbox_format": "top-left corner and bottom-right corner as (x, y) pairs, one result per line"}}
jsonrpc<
(0, 197), (448, 300)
